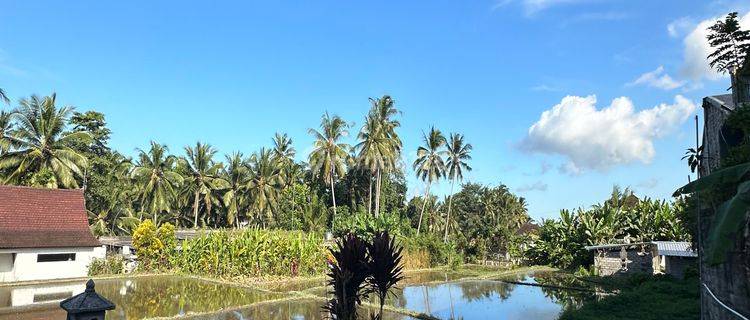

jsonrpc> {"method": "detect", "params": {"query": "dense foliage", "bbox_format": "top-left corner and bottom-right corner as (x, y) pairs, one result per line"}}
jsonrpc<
(527, 187), (691, 269)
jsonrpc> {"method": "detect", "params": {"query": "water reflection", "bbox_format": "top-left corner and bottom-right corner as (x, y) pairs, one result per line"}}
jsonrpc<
(386, 276), (594, 320)
(0, 275), (282, 320)
(191, 299), (414, 320)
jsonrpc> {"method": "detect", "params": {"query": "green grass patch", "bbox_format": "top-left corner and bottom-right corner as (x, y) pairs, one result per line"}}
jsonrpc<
(559, 274), (699, 320)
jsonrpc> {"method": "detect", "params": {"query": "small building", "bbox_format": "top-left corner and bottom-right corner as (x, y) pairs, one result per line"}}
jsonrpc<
(585, 241), (696, 278)
(0, 185), (104, 282)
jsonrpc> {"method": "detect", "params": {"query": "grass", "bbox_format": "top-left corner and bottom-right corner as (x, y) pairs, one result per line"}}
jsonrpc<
(558, 274), (700, 320)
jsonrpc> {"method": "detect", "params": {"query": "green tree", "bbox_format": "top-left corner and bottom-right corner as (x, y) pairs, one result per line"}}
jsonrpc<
(272, 132), (297, 187)
(356, 95), (401, 217)
(132, 141), (182, 224)
(0, 94), (90, 188)
(707, 12), (750, 75)
(444, 133), (472, 241)
(181, 142), (226, 228)
(412, 127), (447, 234)
(308, 112), (351, 217)
(222, 152), (250, 227)
(247, 148), (282, 227)
(0, 111), (11, 155)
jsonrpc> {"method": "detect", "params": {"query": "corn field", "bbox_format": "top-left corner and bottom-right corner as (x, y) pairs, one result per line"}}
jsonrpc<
(170, 228), (329, 277)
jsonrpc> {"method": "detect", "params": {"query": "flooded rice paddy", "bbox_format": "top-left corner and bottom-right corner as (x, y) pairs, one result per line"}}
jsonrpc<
(0, 269), (599, 319)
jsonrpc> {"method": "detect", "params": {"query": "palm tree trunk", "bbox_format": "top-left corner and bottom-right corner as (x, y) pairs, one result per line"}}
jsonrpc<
(205, 193), (213, 228)
(375, 168), (382, 217)
(444, 175), (456, 242)
(330, 165), (337, 217)
(368, 176), (373, 216)
(193, 191), (200, 229)
(417, 181), (431, 235)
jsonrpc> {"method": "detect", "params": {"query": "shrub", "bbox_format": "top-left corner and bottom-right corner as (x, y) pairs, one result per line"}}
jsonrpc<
(332, 209), (413, 239)
(88, 255), (125, 276)
(401, 234), (453, 267)
(132, 220), (175, 270)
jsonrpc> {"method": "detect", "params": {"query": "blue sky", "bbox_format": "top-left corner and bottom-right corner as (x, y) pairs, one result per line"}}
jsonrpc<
(1, 0), (749, 220)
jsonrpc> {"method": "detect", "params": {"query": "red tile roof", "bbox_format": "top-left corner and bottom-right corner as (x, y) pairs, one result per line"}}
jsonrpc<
(0, 185), (100, 249)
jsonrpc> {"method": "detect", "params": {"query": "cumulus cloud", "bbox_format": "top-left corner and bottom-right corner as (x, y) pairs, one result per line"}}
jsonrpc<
(667, 17), (693, 38)
(521, 95), (697, 173)
(627, 66), (685, 90)
(680, 12), (750, 81)
(517, 181), (549, 192)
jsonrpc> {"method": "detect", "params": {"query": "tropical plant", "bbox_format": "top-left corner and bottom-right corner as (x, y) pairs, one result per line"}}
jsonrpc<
(325, 233), (370, 320)
(0, 94), (90, 188)
(0, 111), (12, 155)
(444, 133), (472, 242)
(222, 152), (251, 227)
(682, 146), (703, 174)
(309, 112), (351, 217)
(707, 12), (750, 75)
(131, 142), (182, 224)
(272, 132), (297, 187)
(412, 127), (447, 234)
(356, 96), (401, 217)
(180, 142), (226, 228)
(247, 148), (282, 227)
(674, 162), (750, 264)
(366, 231), (404, 320)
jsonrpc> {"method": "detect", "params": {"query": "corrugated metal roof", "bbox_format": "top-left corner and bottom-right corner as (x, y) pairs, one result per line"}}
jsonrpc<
(652, 241), (697, 257)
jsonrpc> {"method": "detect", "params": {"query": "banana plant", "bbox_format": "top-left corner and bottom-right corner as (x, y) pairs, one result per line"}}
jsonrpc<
(673, 162), (750, 264)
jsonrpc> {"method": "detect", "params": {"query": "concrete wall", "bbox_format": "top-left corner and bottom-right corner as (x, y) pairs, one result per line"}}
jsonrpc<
(594, 249), (654, 276)
(700, 99), (732, 177)
(0, 247), (105, 283)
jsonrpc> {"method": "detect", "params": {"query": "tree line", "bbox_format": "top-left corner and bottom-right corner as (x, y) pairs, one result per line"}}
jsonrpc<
(0, 91), (530, 259)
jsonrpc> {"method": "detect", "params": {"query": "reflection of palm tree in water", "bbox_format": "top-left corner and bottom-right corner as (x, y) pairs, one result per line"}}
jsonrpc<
(423, 285), (431, 314)
(447, 274), (455, 320)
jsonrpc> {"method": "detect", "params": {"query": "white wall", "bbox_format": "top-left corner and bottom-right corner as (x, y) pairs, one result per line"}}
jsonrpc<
(0, 253), (14, 282)
(0, 247), (105, 282)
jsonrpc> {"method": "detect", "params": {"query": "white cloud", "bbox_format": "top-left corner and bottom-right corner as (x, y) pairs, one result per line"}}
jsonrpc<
(531, 84), (561, 92)
(521, 95), (697, 173)
(667, 17), (693, 38)
(628, 66), (686, 90)
(517, 181), (549, 192)
(680, 12), (750, 81)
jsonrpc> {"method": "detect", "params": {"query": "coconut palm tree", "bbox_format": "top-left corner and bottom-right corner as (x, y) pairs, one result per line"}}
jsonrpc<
(0, 94), (90, 188)
(272, 132), (296, 187)
(181, 142), (226, 228)
(357, 96), (401, 217)
(222, 152), (251, 228)
(308, 112), (351, 217)
(0, 111), (12, 155)
(444, 133), (472, 241)
(131, 141), (182, 224)
(247, 148), (283, 227)
(413, 127), (447, 234)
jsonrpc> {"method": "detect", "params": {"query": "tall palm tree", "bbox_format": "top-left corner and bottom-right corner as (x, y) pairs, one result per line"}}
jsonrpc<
(413, 127), (447, 235)
(444, 133), (472, 241)
(272, 132), (296, 187)
(131, 141), (182, 224)
(181, 142), (225, 228)
(0, 94), (90, 188)
(247, 148), (282, 227)
(356, 95), (401, 217)
(222, 152), (251, 228)
(308, 112), (351, 217)
(0, 111), (12, 155)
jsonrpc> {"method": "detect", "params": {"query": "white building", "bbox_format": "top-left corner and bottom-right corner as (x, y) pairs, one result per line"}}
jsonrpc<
(0, 185), (105, 282)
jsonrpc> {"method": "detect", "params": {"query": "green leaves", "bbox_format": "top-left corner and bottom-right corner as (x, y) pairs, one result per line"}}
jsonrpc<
(673, 162), (750, 196)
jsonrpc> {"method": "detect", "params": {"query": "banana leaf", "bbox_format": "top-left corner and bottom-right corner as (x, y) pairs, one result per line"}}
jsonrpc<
(673, 162), (750, 196)
(673, 162), (750, 265)
(706, 180), (750, 264)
